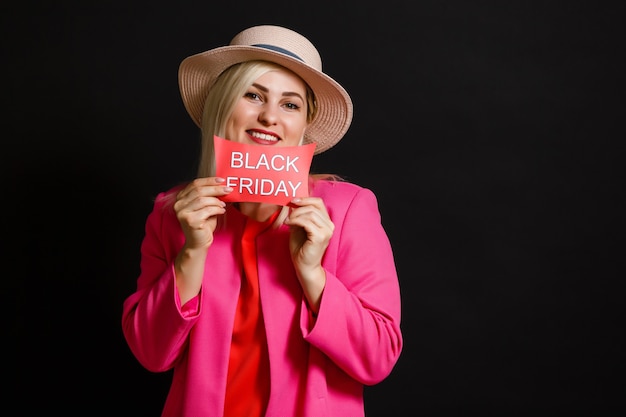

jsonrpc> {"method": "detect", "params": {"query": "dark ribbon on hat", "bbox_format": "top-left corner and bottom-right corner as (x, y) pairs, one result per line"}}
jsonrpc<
(252, 44), (304, 62)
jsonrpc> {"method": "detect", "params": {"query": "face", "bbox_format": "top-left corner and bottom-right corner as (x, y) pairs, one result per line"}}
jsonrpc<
(225, 68), (310, 148)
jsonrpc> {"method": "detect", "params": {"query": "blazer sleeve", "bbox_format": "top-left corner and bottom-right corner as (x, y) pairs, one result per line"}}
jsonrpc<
(301, 184), (403, 385)
(121, 191), (200, 372)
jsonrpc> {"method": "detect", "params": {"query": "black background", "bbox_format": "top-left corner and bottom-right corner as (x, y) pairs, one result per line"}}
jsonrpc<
(4, 1), (624, 416)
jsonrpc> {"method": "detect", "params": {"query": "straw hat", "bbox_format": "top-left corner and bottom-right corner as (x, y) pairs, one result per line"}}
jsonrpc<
(178, 25), (353, 154)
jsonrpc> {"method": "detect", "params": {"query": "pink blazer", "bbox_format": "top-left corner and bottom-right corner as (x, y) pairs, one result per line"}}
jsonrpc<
(122, 179), (403, 417)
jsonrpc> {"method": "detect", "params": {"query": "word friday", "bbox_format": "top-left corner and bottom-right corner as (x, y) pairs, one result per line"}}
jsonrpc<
(224, 177), (303, 197)
(225, 151), (304, 197)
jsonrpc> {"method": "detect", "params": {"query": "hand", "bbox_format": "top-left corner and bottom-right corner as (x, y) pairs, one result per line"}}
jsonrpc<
(174, 177), (232, 249)
(284, 197), (334, 280)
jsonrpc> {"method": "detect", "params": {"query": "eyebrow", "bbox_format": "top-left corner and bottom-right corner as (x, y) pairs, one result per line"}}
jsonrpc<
(251, 83), (305, 102)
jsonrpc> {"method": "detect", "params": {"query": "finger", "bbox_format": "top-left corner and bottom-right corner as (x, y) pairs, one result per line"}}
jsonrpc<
(179, 204), (226, 229)
(182, 196), (227, 213)
(178, 177), (230, 200)
(191, 206), (226, 228)
(289, 196), (325, 208)
(288, 212), (333, 236)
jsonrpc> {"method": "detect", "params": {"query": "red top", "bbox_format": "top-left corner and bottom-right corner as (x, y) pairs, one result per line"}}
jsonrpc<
(224, 210), (280, 417)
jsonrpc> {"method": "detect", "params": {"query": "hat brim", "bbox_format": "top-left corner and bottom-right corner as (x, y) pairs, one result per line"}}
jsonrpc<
(179, 45), (353, 154)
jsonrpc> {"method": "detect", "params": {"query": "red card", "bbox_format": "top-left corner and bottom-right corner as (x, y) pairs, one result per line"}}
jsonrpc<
(214, 135), (316, 205)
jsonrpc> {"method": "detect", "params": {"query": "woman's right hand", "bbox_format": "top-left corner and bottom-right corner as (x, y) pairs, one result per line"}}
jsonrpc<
(174, 177), (233, 249)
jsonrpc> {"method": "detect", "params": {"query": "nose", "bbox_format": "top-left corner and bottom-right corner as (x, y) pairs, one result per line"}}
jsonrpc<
(258, 104), (279, 125)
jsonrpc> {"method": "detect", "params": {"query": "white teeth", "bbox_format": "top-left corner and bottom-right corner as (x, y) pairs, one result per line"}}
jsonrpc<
(250, 132), (279, 141)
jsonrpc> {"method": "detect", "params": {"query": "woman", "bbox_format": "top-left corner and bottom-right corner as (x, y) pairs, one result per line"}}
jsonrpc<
(121, 24), (403, 417)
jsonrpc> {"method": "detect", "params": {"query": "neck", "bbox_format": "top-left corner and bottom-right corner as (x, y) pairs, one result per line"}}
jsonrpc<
(236, 202), (280, 222)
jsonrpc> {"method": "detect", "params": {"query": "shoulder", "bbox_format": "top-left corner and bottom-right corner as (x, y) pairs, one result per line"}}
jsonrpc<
(146, 183), (186, 223)
(310, 178), (369, 198)
(153, 183), (186, 208)
(310, 178), (380, 214)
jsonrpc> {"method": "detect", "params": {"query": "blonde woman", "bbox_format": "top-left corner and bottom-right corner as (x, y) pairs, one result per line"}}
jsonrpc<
(122, 25), (403, 417)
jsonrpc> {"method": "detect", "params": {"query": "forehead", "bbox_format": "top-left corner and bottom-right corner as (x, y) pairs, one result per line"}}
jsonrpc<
(253, 68), (308, 94)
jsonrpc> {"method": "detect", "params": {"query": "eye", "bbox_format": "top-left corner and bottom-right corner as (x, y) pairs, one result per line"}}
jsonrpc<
(284, 102), (301, 110)
(244, 92), (261, 101)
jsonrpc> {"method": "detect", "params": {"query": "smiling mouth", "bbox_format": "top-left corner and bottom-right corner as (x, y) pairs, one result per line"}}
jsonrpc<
(248, 131), (280, 142)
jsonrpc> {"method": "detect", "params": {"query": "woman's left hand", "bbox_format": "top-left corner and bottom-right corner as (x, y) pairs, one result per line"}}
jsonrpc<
(284, 196), (333, 311)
